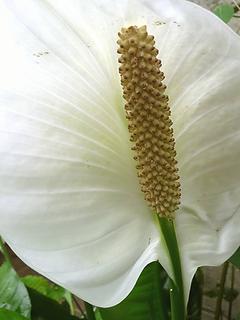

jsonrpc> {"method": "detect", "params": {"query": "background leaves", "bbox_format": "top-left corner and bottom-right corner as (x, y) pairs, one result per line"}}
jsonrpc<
(229, 247), (240, 268)
(99, 262), (170, 320)
(27, 287), (79, 320)
(0, 238), (79, 320)
(0, 238), (31, 319)
(22, 275), (67, 303)
(214, 4), (235, 23)
(0, 309), (29, 320)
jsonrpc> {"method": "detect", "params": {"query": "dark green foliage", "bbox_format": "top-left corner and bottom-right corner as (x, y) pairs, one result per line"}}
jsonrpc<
(229, 247), (240, 268)
(99, 261), (170, 320)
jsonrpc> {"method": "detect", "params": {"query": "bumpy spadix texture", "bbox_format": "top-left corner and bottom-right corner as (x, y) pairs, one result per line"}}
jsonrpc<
(117, 26), (181, 218)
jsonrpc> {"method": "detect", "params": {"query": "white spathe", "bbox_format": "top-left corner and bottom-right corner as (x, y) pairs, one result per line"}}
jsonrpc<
(0, 0), (240, 307)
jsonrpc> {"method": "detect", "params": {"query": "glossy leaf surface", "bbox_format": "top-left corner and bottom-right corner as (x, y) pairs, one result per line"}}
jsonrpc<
(22, 275), (66, 303)
(0, 309), (29, 320)
(0, 262), (31, 318)
(99, 262), (170, 320)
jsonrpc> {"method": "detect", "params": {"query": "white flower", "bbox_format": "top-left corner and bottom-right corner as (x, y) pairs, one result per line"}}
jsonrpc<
(0, 0), (240, 308)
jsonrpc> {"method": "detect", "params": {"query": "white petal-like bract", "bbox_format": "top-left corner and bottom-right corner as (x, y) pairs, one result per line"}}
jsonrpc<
(0, 0), (240, 307)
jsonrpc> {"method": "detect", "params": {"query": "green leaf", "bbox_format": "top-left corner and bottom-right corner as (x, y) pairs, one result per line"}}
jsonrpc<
(229, 247), (240, 268)
(27, 287), (80, 320)
(99, 262), (170, 320)
(95, 308), (103, 320)
(64, 291), (75, 315)
(234, 313), (240, 320)
(22, 275), (66, 303)
(0, 308), (29, 320)
(0, 239), (4, 253)
(22, 276), (77, 316)
(0, 262), (31, 318)
(187, 269), (203, 320)
(0, 237), (11, 264)
(214, 4), (235, 23)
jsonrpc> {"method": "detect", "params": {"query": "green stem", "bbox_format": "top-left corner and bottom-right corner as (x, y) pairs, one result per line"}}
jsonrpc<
(227, 264), (235, 320)
(0, 236), (11, 265)
(85, 302), (96, 320)
(158, 217), (186, 320)
(214, 261), (229, 320)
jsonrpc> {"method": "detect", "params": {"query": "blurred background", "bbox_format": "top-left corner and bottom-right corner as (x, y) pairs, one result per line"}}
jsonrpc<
(191, 0), (240, 33)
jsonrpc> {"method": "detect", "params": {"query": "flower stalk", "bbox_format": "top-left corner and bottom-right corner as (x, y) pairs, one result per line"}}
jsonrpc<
(158, 217), (186, 320)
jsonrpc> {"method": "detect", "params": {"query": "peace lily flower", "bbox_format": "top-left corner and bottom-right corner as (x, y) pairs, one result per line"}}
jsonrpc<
(0, 0), (240, 308)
